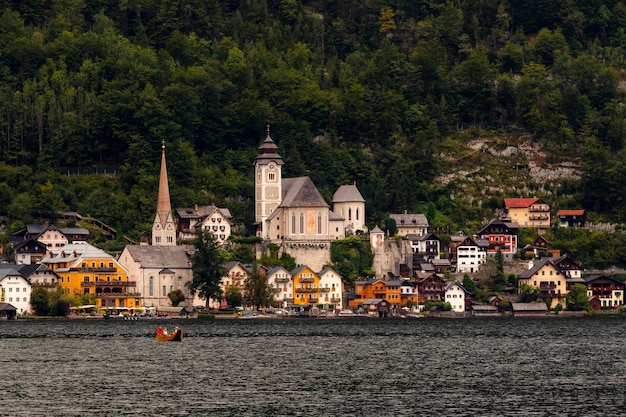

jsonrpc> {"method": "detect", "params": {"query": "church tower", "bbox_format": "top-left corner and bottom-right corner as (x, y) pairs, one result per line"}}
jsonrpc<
(152, 141), (177, 246)
(254, 125), (284, 239)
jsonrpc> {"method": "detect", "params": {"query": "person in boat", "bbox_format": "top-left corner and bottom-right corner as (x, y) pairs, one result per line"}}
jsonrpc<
(174, 326), (180, 334)
(156, 326), (163, 336)
(163, 327), (168, 335)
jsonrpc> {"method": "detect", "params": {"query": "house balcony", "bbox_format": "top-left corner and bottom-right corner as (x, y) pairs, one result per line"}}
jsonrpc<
(540, 283), (557, 290)
(82, 281), (137, 288)
(296, 287), (316, 293)
(530, 214), (549, 220)
(284, 298), (294, 303)
(96, 292), (141, 298)
(274, 278), (290, 283)
(529, 207), (550, 212)
(70, 267), (117, 273)
(299, 277), (314, 283)
(541, 291), (561, 298)
(330, 297), (341, 303)
(308, 296), (318, 302)
(319, 287), (331, 293)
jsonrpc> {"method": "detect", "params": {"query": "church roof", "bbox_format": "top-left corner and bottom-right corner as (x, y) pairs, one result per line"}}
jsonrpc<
(333, 184), (365, 203)
(122, 246), (191, 269)
(281, 177), (329, 208)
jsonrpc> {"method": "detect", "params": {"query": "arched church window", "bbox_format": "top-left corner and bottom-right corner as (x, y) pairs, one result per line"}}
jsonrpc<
(348, 208), (352, 221)
(300, 213), (304, 234)
(318, 213), (322, 234)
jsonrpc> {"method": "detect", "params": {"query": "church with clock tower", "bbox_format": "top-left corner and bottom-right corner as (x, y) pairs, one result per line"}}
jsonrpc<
(253, 127), (366, 271)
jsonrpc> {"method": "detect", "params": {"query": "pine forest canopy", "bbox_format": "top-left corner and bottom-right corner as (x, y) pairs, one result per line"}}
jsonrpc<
(1, 0), (626, 245)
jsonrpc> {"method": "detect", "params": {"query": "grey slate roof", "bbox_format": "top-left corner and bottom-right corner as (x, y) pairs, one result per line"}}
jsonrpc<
(281, 177), (329, 208)
(389, 212), (429, 228)
(332, 184), (365, 203)
(123, 246), (191, 269)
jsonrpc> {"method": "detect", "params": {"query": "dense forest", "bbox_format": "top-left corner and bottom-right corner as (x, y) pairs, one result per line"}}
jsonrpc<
(2, 0), (626, 250)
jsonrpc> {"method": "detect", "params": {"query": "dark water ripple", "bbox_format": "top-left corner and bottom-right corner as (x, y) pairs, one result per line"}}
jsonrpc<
(0, 317), (624, 417)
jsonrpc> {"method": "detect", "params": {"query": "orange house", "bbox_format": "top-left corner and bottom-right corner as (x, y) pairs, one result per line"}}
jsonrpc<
(291, 265), (320, 306)
(42, 242), (141, 309)
(350, 279), (406, 309)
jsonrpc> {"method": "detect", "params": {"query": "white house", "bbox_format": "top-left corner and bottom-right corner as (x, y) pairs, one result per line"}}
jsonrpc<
(456, 237), (487, 274)
(445, 281), (470, 313)
(317, 267), (344, 309)
(0, 267), (32, 315)
(266, 266), (293, 308)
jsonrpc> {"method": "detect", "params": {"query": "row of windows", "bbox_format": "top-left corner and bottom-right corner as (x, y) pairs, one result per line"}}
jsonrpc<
(7, 297), (28, 302)
(82, 262), (115, 268)
(6, 287), (28, 292)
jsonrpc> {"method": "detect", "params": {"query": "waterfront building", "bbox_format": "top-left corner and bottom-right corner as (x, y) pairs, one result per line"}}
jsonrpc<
(583, 275), (624, 310)
(42, 242), (140, 309)
(267, 266), (292, 308)
(118, 245), (192, 308)
(445, 281), (471, 313)
(0, 266), (32, 314)
(317, 267), (344, 308)
(291, 265), (321, 307)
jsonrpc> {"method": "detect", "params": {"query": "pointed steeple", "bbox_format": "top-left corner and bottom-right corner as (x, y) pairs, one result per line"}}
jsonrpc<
(152, 140), (176, 246)
(156, 140), (171, 227)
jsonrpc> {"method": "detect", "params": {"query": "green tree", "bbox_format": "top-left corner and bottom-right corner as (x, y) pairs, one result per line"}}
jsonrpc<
(167, 289), (186, 307)
(519, 284), (540, 303)
(244, 263), (274, 310)
(30, 287), (50, 316)
(566, 283), (590, 311)
(224, 286), (243, 308)
(187, 230), (227, 309)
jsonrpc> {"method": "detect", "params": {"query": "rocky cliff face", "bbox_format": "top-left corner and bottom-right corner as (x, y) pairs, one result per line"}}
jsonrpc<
(435, 136), (582, 207)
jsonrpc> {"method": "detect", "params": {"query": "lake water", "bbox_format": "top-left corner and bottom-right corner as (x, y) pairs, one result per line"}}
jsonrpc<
(0, 316), (624, 417)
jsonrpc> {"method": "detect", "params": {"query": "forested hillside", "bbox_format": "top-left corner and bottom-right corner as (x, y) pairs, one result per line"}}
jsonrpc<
(1, 0), (626, 243)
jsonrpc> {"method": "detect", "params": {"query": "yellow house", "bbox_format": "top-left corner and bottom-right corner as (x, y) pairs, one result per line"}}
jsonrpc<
(517, 258), (568, 309)
(504, 198), (551, 228)
(291, 265), (320, 307)
(41, 242), (141, 309)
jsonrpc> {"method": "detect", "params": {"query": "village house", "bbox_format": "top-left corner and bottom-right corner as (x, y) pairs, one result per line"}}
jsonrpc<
(415, 272), (446, 304)
(475, 217), (519, 261)
(455, 236), (487, 274)
(516, 256), (584, 310)
(266, 266), (293, 308)
(389, 211), (429, 237)
(0, 266), (32, 314)
(350, 279), (405, 310)
(41, 242), (141, 310)
(317, 267), (344, 308)
(523, 235), (560, 259)
(583, 275), (624, 310)
(291, 265), (321, 308)
(556, 209), (586, 228)
(503, 197), (551, 228)
(175, 204), (233, 244)
(445, 281), (471, 313)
